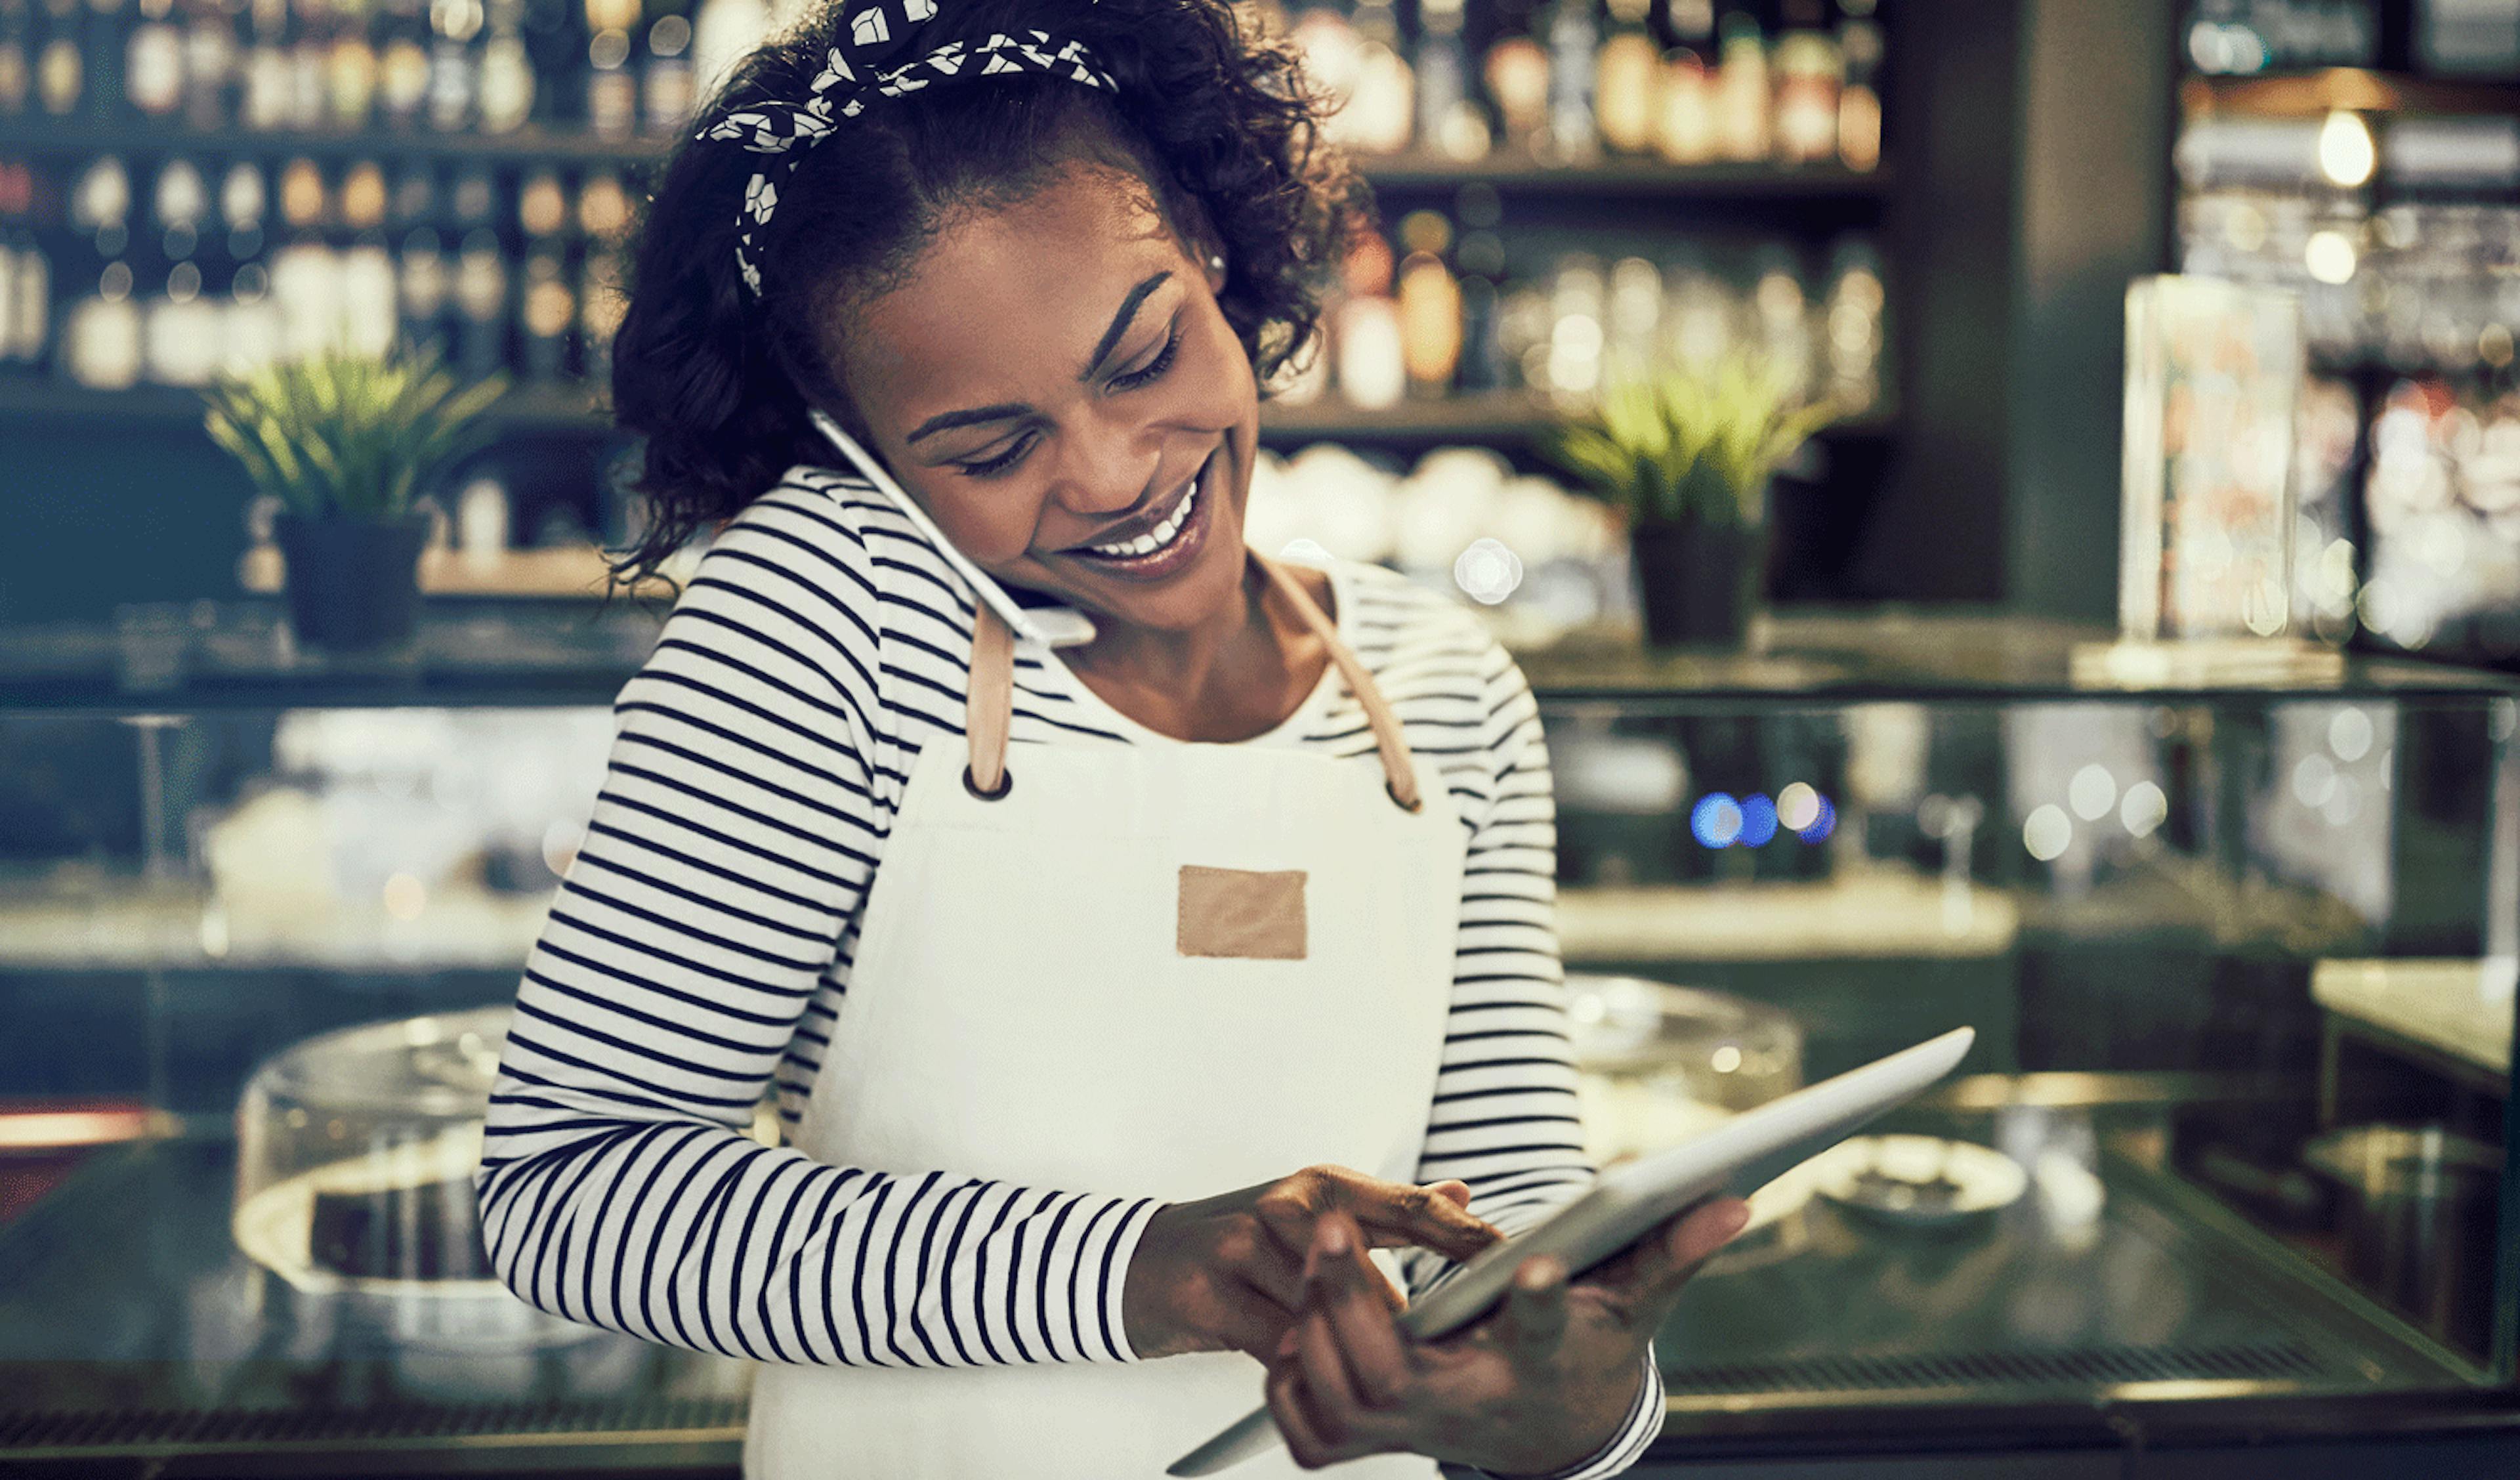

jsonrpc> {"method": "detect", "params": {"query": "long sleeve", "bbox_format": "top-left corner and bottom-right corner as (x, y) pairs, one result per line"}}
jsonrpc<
(1399, 645), (1666, 1478)
(473, 486), (1157, 1368)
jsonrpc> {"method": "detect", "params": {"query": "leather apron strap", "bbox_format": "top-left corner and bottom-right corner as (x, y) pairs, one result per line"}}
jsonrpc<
(961, 557), (1423, 813)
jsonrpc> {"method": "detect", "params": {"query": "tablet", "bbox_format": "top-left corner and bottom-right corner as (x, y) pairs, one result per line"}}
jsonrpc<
(1166, 1025), (1976, 1477)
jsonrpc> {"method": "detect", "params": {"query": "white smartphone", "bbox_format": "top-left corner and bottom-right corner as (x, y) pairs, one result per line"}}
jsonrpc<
(807, 408), (1099, 649)
(1166, 1026), (1978, 1477)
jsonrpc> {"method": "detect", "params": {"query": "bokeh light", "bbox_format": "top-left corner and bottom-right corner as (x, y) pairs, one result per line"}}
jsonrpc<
(1690, 792), (1744, 849)
(2067, 763), (2118, 822)
(1776, 782), (1820, 832)
(2120, 780), (2170, 839)
(1796, 795), (1837, 844)
(1452, 538), (1525, 605)
(1738, 793), (1779, 847)
(2023, 805), (2072, 862)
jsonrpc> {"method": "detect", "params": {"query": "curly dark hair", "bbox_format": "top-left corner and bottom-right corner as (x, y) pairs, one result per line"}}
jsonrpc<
(608, 0), (1366, 587)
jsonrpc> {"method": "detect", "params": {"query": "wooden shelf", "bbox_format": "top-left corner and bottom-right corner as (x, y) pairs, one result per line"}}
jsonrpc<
(0, 117), (1893, 203)
(2183, 68), (2520, 119)
(238, 541), (641, 600)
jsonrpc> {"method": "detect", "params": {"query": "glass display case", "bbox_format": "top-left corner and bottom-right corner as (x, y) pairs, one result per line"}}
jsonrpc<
(1, 604), (2516, 1473)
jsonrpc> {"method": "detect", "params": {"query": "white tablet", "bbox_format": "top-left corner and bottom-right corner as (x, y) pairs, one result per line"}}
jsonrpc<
(1166, 1025), (1977, 1477)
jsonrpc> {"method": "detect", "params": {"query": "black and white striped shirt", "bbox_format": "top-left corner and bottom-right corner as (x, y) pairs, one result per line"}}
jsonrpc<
(475, 467), (1662, 1476)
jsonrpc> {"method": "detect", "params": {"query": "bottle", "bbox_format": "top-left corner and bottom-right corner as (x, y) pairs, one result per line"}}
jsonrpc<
(285, 0), (325, 128)
(577, 241), (621, 380)
(582, 0), (634, 138)
(373, 0), (427, 124)
(1542, 0), (1597, 163)
(180, 0), (238, 129)
(637, 0), (687, 133)
(1712, 1), (1769, 163)
(0, 162), (31, 369)
(276, 154), (326, 230)
(1482, 16), (1549, 158)
(1770, 0), (1838, 165)
(324, 0), (377, 125)
(240, 0), (286, 126)
(1604, 253), (1660, 376)
(9, 224), (50, 371)
(64, 156), (140, 389)
(1331, 228), (1402, 410)
(474, 0), (530, 129)
(518, 243), (568, 377)
(82, 0), (129, 118)
(1655, 0), (1716, 164)
(425, 0), (478, 129)
(1541, 253), (1604, 405)
(575, 167), (629, 240)
(144, 158), (220, 384)
(515, 162), (564, 240)
(519, 0), (577, 125)
(0, 0), (33, 114)
(35, 0), (77, 115)
(452, 222), (505, 376)
(1452, 182), (1505, 392)
(220, 159), (276, 373)
(1820, 234), (1882, 412)
(387, 159), (434, 227)
(1835, 0), (1880, 173)
(396, 222), (447, 356)
(1748, 245), (1811, 399)
(339, 156), (387, 230)
(1414, 0), (1486, 162)
(1592, 0), (1657, 156)
(340, 228), (394, 354)
(1393, 210), (1460, 398)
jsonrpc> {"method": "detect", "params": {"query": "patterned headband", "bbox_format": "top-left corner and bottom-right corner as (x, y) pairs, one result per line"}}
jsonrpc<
(700, 0), (1118, 295)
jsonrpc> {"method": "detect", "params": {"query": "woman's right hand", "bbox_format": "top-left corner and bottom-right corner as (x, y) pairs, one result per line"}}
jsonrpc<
(1122, 1166), (1501, 1361)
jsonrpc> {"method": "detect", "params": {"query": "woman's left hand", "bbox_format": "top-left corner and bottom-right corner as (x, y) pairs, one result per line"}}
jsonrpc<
(1261, 1198), (1751, 1475)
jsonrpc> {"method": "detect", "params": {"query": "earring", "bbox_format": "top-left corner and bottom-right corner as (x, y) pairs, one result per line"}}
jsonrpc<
(1208, 254), (1226, 272)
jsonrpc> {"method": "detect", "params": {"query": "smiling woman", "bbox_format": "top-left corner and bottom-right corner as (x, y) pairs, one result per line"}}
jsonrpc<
(473, 3), (1746, 1477)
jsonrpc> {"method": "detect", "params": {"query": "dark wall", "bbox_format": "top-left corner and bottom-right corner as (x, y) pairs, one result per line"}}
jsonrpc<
(0, 417), (255, 625)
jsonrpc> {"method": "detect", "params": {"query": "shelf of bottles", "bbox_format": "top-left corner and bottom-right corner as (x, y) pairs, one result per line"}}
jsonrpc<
(2174, 0), (2520, 659)
(0, 0), (1894, 436)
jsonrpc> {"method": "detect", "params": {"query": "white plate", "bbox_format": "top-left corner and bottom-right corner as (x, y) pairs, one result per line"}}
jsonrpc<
(1809, 1133), (2030, 1226)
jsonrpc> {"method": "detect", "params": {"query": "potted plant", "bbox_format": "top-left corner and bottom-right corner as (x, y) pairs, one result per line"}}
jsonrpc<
(1549, 351), (1839, 648)
(203, 351), (505, 650)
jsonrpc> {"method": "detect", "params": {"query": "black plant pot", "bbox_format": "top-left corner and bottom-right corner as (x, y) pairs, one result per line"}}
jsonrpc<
(1630, 517), (1763, 648)
(274, 513), (429, 650)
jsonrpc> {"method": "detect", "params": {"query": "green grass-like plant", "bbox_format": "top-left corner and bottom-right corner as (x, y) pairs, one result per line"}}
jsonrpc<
(203, 350), (507, 521)
(1549, 350), (1841, 528)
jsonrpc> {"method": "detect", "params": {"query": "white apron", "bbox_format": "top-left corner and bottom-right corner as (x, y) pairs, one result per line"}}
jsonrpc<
(748, 559), (1470, 1479)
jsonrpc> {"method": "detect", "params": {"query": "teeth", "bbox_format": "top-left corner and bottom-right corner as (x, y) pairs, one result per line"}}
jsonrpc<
(1087, 476), (1198, 559)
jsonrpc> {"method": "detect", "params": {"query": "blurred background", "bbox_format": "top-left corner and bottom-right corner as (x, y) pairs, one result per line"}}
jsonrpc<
(6, 3), (2520, 1478)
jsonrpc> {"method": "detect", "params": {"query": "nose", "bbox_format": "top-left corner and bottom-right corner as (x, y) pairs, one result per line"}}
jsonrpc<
(1044, 415), (1162, 520)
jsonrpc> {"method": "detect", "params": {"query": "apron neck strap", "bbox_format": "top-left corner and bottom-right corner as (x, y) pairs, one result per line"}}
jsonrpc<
(1255, 557), (1422, 813)
(960, 557), (1423, 813)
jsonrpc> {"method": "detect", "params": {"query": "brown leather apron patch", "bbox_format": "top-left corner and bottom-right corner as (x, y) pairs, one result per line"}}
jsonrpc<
(1177, 866), (1308, 960)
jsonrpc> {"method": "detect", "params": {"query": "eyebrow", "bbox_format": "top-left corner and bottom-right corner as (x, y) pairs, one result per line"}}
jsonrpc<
(900, 270), (1174, 447)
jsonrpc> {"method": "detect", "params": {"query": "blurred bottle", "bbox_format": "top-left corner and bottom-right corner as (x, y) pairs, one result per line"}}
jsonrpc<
(516, 162), (564, 240)
(1604, 253), (1660, 377)
(180, 0), (237, 128)
(1662, 249), (1732, 375)
(1654, 0), (1715, 165)
(518, 243), (569, 377)
(63, 154), (140, 389)
(1542, 253), (1604, 405)
(1712, 1), (1768, 163)
(426, 0), (478, 128)
(373, 0), (427, 124)
(285, 0), (325, 128)
(1481, 5), (1548, 157)
(35, 0), (78, 116)
(397, 224), (447, 355)
(1749, 244), (1811, 398)
(324, 0), (377, 125)
(1542, 0), (1597, 162)
(387, 159), (434, 225)
(341, 227), (395, 355)
(578, 240), (622, 379)
(0, 0), (30, 114)
(575, 166), (629, 240)
(520, 0), (577, 125)
(1593, 0), (1656, 155)
(339, 156), (387, 229)
(1836, 0), (1880, 171)
(1332, 227), (1403, 409)
(0, 162), (47, 372)
(83, 0), (129, 118)
(452, 222), (503, 376)
(583, 0), (634, 137)
(474, 0), (532, 129)
(128, 0), (188, 117)
(686, 0), (762, 105)
(1414, 0), (1485, 161)
(144, 158), (220, 384)
(1395, 209), (1461, 397)
(240, 0), (284, 125)
(638, 0), (688, 134)
(1454, 182), (1505, 391)
(1821, 234), (1883, 412)
(1771, 0), (1839, 166)
(219, 159), (278, 371)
